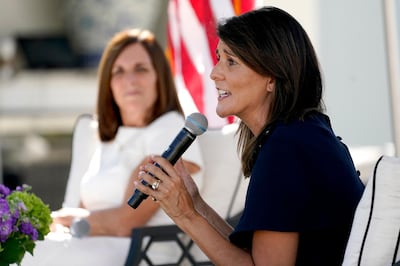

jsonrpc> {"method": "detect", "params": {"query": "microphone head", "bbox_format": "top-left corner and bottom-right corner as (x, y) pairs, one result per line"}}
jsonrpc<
(185, 112), (208, 136)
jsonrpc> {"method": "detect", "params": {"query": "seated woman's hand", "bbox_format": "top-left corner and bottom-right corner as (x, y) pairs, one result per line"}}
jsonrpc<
(50, 207), (90, 230)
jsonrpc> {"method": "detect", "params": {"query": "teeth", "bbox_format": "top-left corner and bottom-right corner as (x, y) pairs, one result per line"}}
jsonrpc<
(218, 89), (229, 96)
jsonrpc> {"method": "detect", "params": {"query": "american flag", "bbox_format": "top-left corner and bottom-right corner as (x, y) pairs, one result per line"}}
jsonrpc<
(167, 0), (256, 128)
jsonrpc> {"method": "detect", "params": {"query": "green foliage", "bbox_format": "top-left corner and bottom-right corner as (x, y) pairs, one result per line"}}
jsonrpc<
(0, 185), (52, 266)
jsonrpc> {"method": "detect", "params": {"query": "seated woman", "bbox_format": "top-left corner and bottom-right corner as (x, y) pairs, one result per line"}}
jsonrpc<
(21, 28), (204, 266)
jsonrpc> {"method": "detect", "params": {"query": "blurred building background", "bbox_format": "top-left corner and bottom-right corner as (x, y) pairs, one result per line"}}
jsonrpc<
(0, 0), (399, 210)
(0, 0), (168, 209)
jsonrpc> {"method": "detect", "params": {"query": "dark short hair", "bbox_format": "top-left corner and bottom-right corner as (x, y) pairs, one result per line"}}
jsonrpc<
(218, 6), (324, 124)
(217, 6), (324, 176)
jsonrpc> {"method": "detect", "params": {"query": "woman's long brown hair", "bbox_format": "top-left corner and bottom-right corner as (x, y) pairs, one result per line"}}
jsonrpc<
(96, 29), (183, 141)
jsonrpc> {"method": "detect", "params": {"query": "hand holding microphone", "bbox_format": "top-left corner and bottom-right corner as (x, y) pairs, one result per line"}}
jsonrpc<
(127, 112), (208, 209)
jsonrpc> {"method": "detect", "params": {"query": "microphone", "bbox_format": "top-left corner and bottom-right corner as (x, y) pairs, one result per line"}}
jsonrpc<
(127, 112), (208, 209)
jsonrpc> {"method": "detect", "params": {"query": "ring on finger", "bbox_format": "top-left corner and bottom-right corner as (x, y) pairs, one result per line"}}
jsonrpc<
(151, 179), (161, 190)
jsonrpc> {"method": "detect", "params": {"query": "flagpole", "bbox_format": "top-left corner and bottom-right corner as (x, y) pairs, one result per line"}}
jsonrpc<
(383, 0), (400, 156)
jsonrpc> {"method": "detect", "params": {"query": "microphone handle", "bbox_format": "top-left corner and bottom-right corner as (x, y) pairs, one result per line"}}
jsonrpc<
(162, 128), (195, 164)
(127, 128), (196, 209)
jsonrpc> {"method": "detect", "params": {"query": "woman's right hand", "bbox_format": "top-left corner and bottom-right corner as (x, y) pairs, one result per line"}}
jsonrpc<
(176, 159), (201, 200)
(135, 155), (198, 221)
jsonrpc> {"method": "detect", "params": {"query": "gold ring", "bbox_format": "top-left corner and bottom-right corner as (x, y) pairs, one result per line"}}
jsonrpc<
(151, 180), (161, 190)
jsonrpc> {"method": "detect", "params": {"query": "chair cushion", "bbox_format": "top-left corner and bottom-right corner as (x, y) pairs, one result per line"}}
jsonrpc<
(342, 155), (400, 265)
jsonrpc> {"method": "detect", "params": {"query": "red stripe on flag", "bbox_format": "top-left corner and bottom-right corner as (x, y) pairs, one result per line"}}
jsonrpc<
(189, 0), (203, 21)
(180, 39), (204, 113)
(190, 0), (218, 65)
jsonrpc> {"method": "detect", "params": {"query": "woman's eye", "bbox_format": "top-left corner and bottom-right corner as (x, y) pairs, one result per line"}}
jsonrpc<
(111, 68), (123, 76)
(227, 58), (236, 66)
(135, 67), (148, 72)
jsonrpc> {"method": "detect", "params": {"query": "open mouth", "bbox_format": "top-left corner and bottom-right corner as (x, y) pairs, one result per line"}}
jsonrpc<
(218, 89), (230, 99)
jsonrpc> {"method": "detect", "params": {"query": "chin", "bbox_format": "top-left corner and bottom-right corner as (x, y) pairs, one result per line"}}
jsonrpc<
(216, 107), (231, 119)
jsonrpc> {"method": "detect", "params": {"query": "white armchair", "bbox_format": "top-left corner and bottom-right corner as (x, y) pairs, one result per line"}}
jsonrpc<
(63, 114), (98, 208)
(342, 155), (400, 265)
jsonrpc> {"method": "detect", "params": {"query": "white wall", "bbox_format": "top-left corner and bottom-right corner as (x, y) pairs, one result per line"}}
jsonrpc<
(384, 0), (400, 156)
(0, 0), (64, 35)
(260, 0), (394, 148)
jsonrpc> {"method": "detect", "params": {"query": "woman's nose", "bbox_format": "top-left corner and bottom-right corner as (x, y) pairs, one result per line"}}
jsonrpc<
(126, 71), (137, 82)
(210, 64), (221, 81)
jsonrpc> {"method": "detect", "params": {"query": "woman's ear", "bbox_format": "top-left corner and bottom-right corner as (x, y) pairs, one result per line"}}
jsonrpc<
(266, 76), (275, 92)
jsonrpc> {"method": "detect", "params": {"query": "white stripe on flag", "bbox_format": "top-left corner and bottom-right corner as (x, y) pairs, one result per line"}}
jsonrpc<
(210, 0), (235, 21)
(178, 0), (211, 75)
